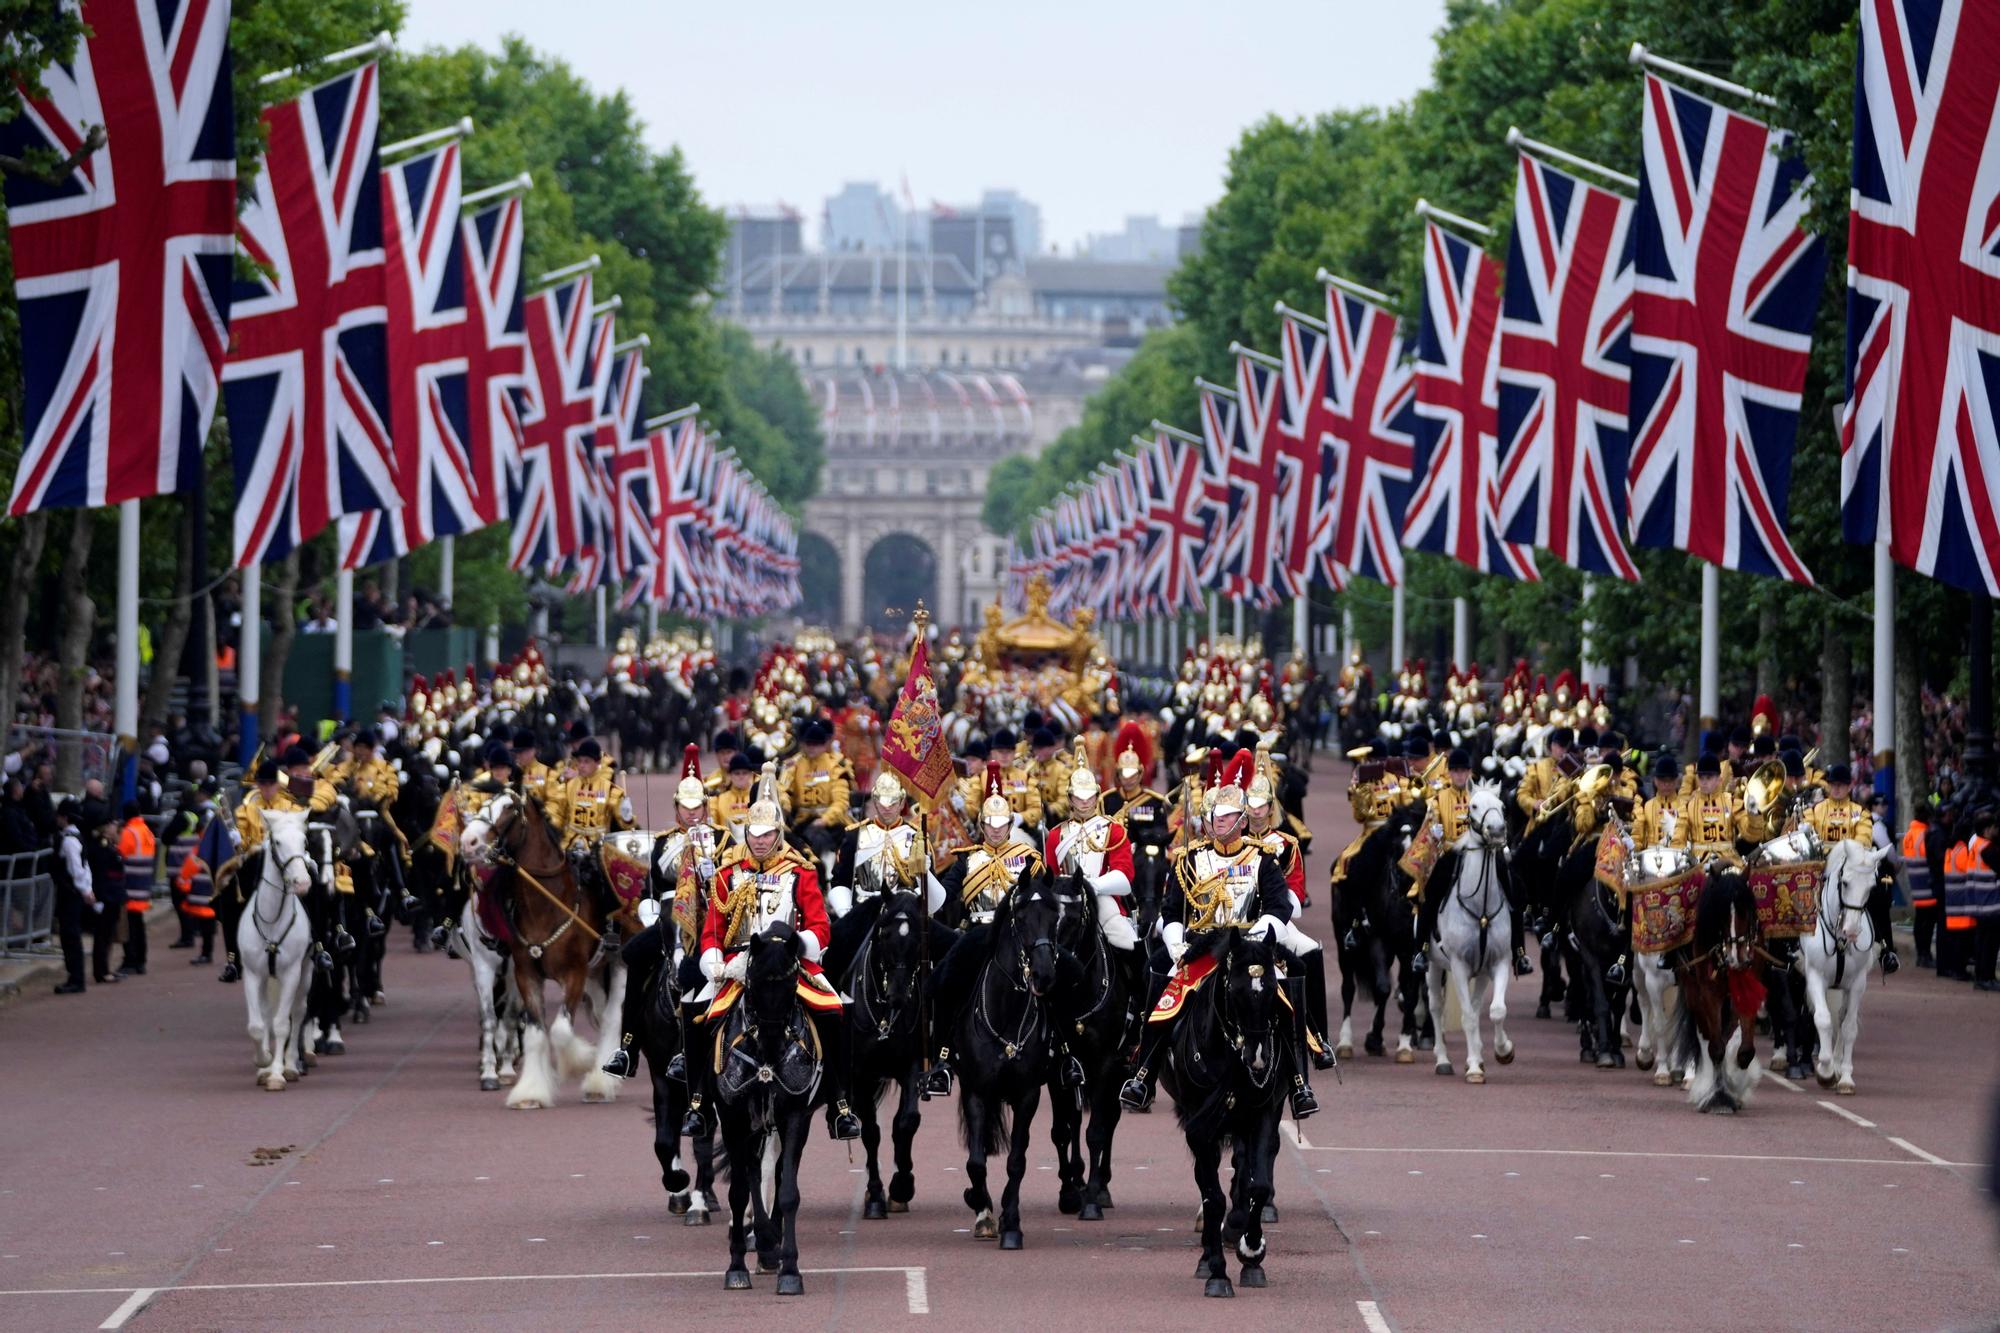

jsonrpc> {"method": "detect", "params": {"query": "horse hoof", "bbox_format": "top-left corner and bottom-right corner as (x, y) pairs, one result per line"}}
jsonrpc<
(1836, 1079), (1856, 1096)
(886, 1199), (909, 1214)
(999, 1230), (1024, 1251)
(667, 1191), (691, 1216)
(1058, 1187), (1082, 1216)
(864, 1198), (888, 1221)
(775, 1273), (805, 1296)
(1466, 1069), (1486, 1085)
(1816, 1069), (1838, 1090)
(724, 1269), (751, 1291)
(758, 1257), (779, 1275)
(1596, 1052), (1617, 1070)
(1435, 1062), (1454, 1076)
(1204, 1277), (1235, 1299)
(1240, 1265), (1267, 1289)
(1495, 1045), (1515, 1065)
(1262, 1204), (1279, 1224)
(1079, 1201), (1103, 1222)
(1769, 1052), (1789, 1071)
(1535, 1002), (1552, 1020)
(1609, 1051), (1626, 1069)
(479, 1077), (501, 1092)
(263, 1075), (287, 1092)
(1786, 1062), (1810, 1082)
(665, 1168), (690, 1193)
(973, 1216), (999, 1241)
(1653, 1070), (1673, 1087)
(1415, 1034), (1435, 1052)
(1364, 1036), (1385, 1057)
(1093, 1185), (1114, 1209)
(684, 1209), (710, 1227)
(1394, 1049), (1415, 1065)
(890, 1174), (916, 1205)
(1334, 1043), (1354, 1059)
(282, 1068), (300, 1083)
(325, 1039), (345, 1056)
(1196, 1257), (1216, 1279)
(1634, 1051), (1655, 1072)
(1579, 1048), (1598, 1064)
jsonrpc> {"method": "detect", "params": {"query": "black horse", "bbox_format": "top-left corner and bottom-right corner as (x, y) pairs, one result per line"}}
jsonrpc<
(713, 922), (823, 1296)
(955, 865), (1064, 1250)
(1549, 812), (1631, 1068)
(1160, 928), (1290, 1299)
(1045, 869), (1141, 1223)
(1330, 803), (1427, 1061)
(635, 916), (723, 1227)
(830, 890), (946, 1220)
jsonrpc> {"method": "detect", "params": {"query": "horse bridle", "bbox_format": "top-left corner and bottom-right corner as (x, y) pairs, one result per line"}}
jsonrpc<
(251, 837), (310, 955)
(1052, 883), (1114, 1028)
(486, 797), (585, 959)
(855, 903), (920, 1039)
(1816, 848), (1875, 955)
(975, 895), (1053, 1062)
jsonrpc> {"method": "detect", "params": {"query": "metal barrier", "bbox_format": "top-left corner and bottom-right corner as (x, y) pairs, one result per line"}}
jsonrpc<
(0, 849), (55, 957)
(6, 724), (120, 791)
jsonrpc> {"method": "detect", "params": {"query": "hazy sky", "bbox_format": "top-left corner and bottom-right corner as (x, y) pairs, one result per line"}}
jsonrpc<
(398, 1), (1449, 252)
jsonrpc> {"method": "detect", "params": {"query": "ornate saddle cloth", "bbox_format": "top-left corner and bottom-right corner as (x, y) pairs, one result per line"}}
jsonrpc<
(472, 872), (512, 947)
(1629, 869), (1705, 956)
(1748, 861), (1823, 939)
(1147, 950), (1294, 1025)
(1396, 820), (1442, 885)
(697, 966), (841, 1025)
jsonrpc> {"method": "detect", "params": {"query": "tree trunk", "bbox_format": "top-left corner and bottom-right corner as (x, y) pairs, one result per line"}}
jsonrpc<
(1894, 605), (1922, 827)
(140, 496), (196, 734)
(0, 510), (49, 738)
(1818, 621), (1852, 768)
(1754, 600), (1779, 701)
(380, 556), (398, 603)
(258, 549), (299, 741)
(53, 510), (96, 791)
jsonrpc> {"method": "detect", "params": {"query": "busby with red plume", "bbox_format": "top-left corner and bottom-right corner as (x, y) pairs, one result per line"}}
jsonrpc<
(1113, 719), (1152, 785)
(675, 743), (704, 809)
(1750, 693), (1778, 738)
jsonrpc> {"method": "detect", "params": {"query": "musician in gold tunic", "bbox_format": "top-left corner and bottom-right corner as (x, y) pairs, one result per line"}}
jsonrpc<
(1515, 727), (1576, 818)
(1804, 763), (1899, 973)
(781, 718), (852, 863)
(1629, 754), (1681, 849)
(512, 728), (555, 804)
(708, 753), (758, 846)
(545, 738), (634, 943)
(1670, 754), (1743, 865)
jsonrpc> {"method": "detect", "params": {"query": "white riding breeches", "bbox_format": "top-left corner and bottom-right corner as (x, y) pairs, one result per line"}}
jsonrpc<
(1280, 919), (1321, 957)
(1098, 894), (1137, 950)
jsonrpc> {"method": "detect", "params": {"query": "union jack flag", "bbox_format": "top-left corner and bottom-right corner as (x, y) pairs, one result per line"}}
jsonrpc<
(563, 306), (620, 592)
(1844, 0), (2000, 594)
(222, 61), (388, 567)
(3, 0), (236, 514)
(1194, 382), (1237, 595)
(644, 417), (705, 612)
(1141, 432), (1210, 614)
(1210, 352), (1288, 605)
(510, 274), (601, 576)
(598, 346), (652, 589)
(461, 196), (527, 528)
(1628, 75), (1824, 584)
(1496, 150), (1642, 581)
(1407, 219), (1539, 581)
(1301, 285), (1418, 588)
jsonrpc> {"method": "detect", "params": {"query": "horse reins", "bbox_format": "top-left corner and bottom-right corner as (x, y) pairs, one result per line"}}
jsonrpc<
(490, 799), (603, 956)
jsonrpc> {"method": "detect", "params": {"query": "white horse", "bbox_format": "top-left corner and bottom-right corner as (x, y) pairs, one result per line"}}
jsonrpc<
(240, 809), (316, 1091)
(450, 881), (523, 1092)
(1797, 839), (1892, 1095)
(1626, 845), (1693, 1088)
(1425, 780), (1516, 1083)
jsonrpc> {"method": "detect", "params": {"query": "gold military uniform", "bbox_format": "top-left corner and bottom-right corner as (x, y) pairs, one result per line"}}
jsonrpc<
(709, 785), (755, 843)
(342, 755), (400, 807)
(519, 758), (556, 805)
(1670, 789), (1743, 861)
(1002, 758), (1043, 830)
(781, 751), (852, 829)
(546, 768), (633, 852)
(1804, 796), (1873, 848)
(1679, 756), (1739, 797)
(1629, 792), (1679, 849)
(1515, 756), (1559, 818)
(1430, 781), (1472, 842)
(236, 778), (351, 892)
(1030, 753), (1074, 815)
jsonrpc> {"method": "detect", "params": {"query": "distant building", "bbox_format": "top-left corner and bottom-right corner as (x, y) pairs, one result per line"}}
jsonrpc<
(1084, 214), (1179, 264)
(977, 188), (1042, 260)
(722, 206), (804, 313)
(824, 182), (907, 253)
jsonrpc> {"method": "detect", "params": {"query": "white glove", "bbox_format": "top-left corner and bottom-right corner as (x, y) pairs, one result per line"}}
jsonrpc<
(696, 857), (715, 882)
(722, 952), (749, 983)
(1248, 914), (1284, 942)
(1163, 920), (1188, 965)
(827, 884), (854, 918)
(700, 947), (725, 981)
(799, 929), (824, 964)
(1088, 870), (1132, 898)
(636, 898), (661, 929)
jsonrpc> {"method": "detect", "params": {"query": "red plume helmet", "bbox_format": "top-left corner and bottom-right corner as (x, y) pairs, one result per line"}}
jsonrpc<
(681, 743), (702, 782)
(1113, 719), (1151, 781)
(1222, 750), (1256, 792)
(981, 758), (1010, 822)
(1204, 750), (1225, 788)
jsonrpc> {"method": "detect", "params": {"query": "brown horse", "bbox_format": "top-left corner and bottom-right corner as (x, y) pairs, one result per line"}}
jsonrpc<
(461, 790), (626, 1108)
(1670, 868), (1764, 1114)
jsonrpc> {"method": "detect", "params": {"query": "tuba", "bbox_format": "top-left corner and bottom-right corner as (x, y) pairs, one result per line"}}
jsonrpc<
(1742, 759), (1786, 817)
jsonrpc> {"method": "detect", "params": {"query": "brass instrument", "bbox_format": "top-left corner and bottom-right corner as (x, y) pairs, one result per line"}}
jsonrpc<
(1526, 762), (1613, 834)
(1417, 750), (1448, 789)
(1741, 759), (1786, 817)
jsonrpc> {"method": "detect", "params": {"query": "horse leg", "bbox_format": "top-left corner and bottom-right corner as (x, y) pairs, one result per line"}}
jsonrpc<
(1237, 1116), (1276, 1289)
(1051, 1085), (1085, 1216)
(1336, 947), (1357, 1058)
(1364, 940), (1390, 1057)
(1192, 1135), (1230, 1296)
(1081, 1080), (1122, 1219)
(773, 1110), (809, 1296)
(1394, 952), (1418, 1063)
(580, 961), (625, 1103)
(1487, 944), (1515, 1067)
(1425, 947), (1453, 1075)
(963, 1095), (997, 1241)
(860, 1080), (888, 1220)
(1834, 970), (1866, 1095)
(506, 967), (555, 1110)
(722, 1117), (753, 1290)
(1804, 965), (1838, 1088)
(888, 1067), (921, 1211)
(998, 1086), (1039, 1249)
(1451, 957), (1484, 1082)
(242, 925), (272, 1081)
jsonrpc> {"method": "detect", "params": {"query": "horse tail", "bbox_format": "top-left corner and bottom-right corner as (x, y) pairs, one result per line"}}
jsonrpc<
(958, 1092), (1008, 1159)
(1669, 983), (1701, 1080)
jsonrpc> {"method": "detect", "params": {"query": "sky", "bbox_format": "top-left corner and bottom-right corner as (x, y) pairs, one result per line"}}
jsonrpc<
(397, 0), (1449, 253)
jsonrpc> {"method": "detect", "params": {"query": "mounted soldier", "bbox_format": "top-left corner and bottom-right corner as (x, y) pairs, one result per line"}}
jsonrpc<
(1418, 748), (1534, 979)
(828, 771), (925, 920)
(1804, 764), (1899, 974)
(781, 717), (852, 868)
(1044, 737), (1139, 953)
(681, 763), (861, 1143)
(1672, 753), (1743, 865)
(1246, 748), (1340, 1069)
(543, 737), (634, 946)
(1100, 721), (1169, 932)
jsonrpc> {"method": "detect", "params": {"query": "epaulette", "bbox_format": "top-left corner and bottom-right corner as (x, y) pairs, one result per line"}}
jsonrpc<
(716, 842), (750, 869)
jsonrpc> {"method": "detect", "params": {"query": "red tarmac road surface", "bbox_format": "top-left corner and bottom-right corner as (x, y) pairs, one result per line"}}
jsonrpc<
(3, 758), (1997, 1331)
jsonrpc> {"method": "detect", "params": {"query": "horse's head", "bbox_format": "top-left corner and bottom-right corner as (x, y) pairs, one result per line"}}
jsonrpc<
(746, 921), (807, 1016)
(1467, 779), (1508, 849)
(262, 808), (314, 896)
(1213, 928), (1284, 1082)
(1000, 867), (1063, 998)
(867, 891), (926, 1006)
(1827, 839), (1892, 944)
(458, 788), (512, 866)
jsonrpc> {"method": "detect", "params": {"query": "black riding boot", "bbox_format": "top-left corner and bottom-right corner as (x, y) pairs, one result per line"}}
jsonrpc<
(215, 880), (245, 983)
(1510, 905), (1534, 976)
(1119, 968), (1173, 1109)
(1869, 879), (1899, 974)
(816, 1011), (862, 1140)
(1303, 950), (1336, 1070)
(430, 874), (469, 950)
(682, 1019), (714, 1137)
(1287, 975), (1320, 1120)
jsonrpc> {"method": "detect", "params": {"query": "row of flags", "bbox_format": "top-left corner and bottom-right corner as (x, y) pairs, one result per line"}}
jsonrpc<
(1, 1), (799, 619)
(1011, 4), (2000, 608)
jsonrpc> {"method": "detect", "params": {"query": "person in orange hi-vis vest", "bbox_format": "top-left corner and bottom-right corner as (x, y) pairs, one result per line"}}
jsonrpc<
(116, 801), (157, 977)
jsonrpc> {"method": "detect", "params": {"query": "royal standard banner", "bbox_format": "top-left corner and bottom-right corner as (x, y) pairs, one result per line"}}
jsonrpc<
(881, 629), (956, 811)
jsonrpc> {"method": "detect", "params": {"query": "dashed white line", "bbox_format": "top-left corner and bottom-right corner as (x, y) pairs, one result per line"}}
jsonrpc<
(1817, 1100), (1876, 1129)
(904, 1267), (929, 1315)
(1357, 1298), (1392, 1333)
(1282, 1144), (1967, 1167)
(1888, 1136), (1951, 1167)
(1757, 1068), (1806, 1094)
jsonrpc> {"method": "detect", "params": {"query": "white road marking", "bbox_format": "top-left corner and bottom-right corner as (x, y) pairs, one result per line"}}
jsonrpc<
(98, 1288), (155, 1329)
(904, 1267), (929, 1315)
(1357, 1299), (1392, 1333)
(1888, 1137), (1951, 1166)
(1282, 1144), (1973, 1167)
(1817, 1100), (1876, 1129)
(1757, 1068), (1805, 1094)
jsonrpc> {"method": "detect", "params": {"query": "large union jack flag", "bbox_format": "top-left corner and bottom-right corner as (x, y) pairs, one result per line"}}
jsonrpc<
(510, 273), (602, 576)
(461, 196), (527, 527)
(1496, 150), (1642, 581)
(1208, 352), (1288, 605)
(645, 417), (706, 612)
(1629, 74), (1825, 584)
(598, 346), (652, 590)
(1194, 382), (1237, 596)
(1302, 284), (1418, 588)
(1844, 0), (2000, 594)
(4, 0), (235, 515)
(563, 305), (620, 592)
(1141, 431), (1212, 614)
(1407, 219), (1540, 581)
(223, 61), (388, 567)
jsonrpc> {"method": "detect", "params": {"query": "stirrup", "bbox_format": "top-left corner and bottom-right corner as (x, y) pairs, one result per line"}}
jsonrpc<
(665, 1052), (686, 1082)
(311, 945), (334, 972)
(1607, 955), (1627, 987)
(1410, 948), (1428, 976)
(1119, 1072), (1153, 1111)
(333, 926), (356, 954)
(1513, 950), (1535, 977)
(924, 1062), (953, 1097)
(602, 1046), (636, 1079)
(430, 920), (454, 948)
(1289, 1082), (1320, 1120)
(1341, 928), (1359, 952)
(365, 911), (387, 938)
(831, 1101), (862, 1140)
(1879, 948), (1900, 975)
(218, 958), (240, 984)
(680, 1102), (708, 1138)
(1060, 1054), (1086, 1088)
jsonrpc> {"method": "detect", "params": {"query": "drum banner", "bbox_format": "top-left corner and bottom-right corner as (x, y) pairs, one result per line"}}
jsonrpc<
(1748, 860), (1823, 939)
(599, 837), (651, 904)
(1593, 825), (1626, 894)
(1397, 819), (1442, 884)
(429, 785), (463, 854)
(1630, 868), (1705, 955)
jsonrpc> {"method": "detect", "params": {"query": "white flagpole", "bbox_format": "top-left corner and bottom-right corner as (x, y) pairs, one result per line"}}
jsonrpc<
(115, 499), (140, 801)
(1208, 591), (1219, 645)
(1293, 595), (1309, 662)
(439, 534), (455, 611)
(1699, 562), (1720, 737)
(1453, 597), (1470, 672)
(1342, 604), (1354, 667)
(1580, 575), (1602, 688)
(1391, 585), (1406, 673)
(1872, 545), (1894, 768)
(334, 567), (354, 719)
(1232, 597), (1244, 642)
(240, 563), (261, 766)
(596, 585), (608, 649)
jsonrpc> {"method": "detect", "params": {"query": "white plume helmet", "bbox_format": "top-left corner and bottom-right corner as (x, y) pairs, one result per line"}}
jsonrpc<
(746, 761), (782, 835)
(1067, 736), (1099, 803)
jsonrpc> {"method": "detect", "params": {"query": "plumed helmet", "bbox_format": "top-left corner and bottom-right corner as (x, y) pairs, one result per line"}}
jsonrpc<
(747, 762), (783, 835)
(1208, 750), (1255, 818)
(675, 743), (705, 809)
(871, 769), (907, 808)
(1067, 737), (1099, 803)
(1114, 719), (1150, 780)
(1245, 746), (1277, 810)
(982, 759), (1010, 823)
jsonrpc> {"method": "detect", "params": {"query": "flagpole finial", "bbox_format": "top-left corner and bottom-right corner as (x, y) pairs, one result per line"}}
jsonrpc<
(912, 601), (930, 635)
